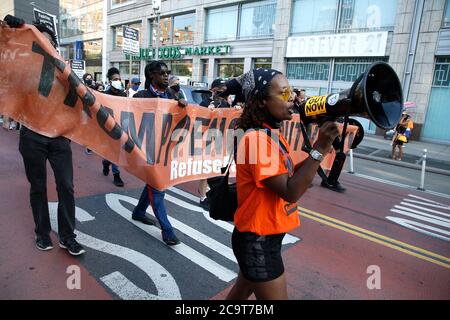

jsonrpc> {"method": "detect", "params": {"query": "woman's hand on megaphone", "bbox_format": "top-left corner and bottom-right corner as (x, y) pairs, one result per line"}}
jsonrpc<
(314, 121), (340, 154)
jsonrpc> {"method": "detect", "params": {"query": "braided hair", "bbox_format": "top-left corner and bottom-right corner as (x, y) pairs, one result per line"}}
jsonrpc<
(144, 60), (168, 90)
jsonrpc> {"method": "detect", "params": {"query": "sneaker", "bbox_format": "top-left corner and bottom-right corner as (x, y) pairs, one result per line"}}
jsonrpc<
(103, 163), (110, 176)
(59, 239), (86, 256)
(85, 148), (92, 155)
(163, 235), (181, 246)
(113, 173), (124, 187)
(35, 236), (53, 251)
(132, 214), (155, 225)
(199, 197), (210, 211)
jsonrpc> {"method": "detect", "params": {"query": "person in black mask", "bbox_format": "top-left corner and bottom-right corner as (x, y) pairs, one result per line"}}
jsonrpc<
(168, 75), (185, 101)
(200, 78), (231, 109)
(101, 67), (126, 187)
(82, 73), (95, 89)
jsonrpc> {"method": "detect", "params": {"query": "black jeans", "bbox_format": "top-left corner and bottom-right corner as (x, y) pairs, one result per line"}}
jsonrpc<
(19, 127), (76, 242)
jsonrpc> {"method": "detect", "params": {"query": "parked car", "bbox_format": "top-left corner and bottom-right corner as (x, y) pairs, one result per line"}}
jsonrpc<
(179, 85), (210, 105)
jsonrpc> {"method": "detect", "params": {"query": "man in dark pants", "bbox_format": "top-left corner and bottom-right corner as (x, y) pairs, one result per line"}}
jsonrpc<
(102, 67), (126, 187)
(15, 19), (85, 255)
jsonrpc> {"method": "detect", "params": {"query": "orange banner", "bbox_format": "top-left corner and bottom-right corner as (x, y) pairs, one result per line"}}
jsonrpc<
(0, 24), (358, 190)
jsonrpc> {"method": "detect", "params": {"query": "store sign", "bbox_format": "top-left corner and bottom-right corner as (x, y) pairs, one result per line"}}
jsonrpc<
(123, 26), (140, 56)
(70, 60), (85, 79)
(286, 31), (388, 58)
(125, 45), (232, 60)
(33, 8), (59, 47)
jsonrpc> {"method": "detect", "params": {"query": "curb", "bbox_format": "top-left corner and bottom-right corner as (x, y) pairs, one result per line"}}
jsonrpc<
(352, 153), (450, 176)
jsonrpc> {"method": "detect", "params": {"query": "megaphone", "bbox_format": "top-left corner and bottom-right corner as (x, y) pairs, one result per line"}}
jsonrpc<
(296, 61), (403, 130)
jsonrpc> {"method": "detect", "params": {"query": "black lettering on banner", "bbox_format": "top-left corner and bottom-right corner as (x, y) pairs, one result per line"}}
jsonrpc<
(205, 118), (219, 156)
(293, 121), (302, 151)
(190, 117), (210, 156)
(166, 115), (191, 166)
(63, 84), (78, 108)
(120, 111), (155, 164)
(96, 104), (123, 141)
(157, 113), (173, 164)
(32, 42), (55, 97)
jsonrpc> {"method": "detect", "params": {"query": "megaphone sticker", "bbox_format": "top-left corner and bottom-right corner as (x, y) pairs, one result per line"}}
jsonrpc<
(305, 95), (327, 116)
(327, 94), (339, 106)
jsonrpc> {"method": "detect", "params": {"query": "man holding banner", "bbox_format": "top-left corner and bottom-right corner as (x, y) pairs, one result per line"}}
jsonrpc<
(6, 17), (86, 256)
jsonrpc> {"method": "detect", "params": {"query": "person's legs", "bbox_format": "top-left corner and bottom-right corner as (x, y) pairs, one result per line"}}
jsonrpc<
(392, 143), (397, 160)
(47, 137), (76, 243)
(252, 273), (288, 300)
(102, 159), (111, 175)
(132, 185), (150, 217)
(111, 164), (120, 174)
(149, 187), (179, 243)
(398, 145), (403, 160)
(226, 272), (254, 300)
(19, 131), (51, 241)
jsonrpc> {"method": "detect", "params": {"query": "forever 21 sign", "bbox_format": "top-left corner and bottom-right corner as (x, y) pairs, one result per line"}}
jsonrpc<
(286, 31), (388, 58)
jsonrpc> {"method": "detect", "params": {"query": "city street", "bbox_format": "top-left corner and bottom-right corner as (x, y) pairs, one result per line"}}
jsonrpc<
(1, 128), (448, 300)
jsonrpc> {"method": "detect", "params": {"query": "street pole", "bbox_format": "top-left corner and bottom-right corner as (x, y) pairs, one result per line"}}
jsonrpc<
(418, 148), (427, 191)
(155, 12), (160, 60)
(348, 149), (354, 174)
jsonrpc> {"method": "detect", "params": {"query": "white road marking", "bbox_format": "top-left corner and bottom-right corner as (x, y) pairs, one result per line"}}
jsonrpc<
(390, 209), (450, 229)
(101, 272), (162, 300)
(393, 205), (450, 223)
(105, 193), (237, 282)
(48, 203), (181, 300)
(386, 216), (450, 242)
(407, 194), (447, 205)
(399, 202), (450, 217)
(48, 202), (95, 222)
(402, 199), (450, 211)
(169, 186), (301, 245)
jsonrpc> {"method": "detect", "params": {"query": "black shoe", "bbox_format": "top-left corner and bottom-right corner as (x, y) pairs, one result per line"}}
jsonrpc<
(132, 214), (155, 225)
(199, 197), (210, 211)
(113, 173), (124, 187)
(85, 148), (92, 155)
(35, 236), (53, 251)
(163, 236), (181, 246)
(103, 163), (109, 176)
(321, 180), (347, 193)
(59, 239), (86, 256)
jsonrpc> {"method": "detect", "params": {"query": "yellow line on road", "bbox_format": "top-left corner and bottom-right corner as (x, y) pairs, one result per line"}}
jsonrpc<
(298, 206), (450, 269)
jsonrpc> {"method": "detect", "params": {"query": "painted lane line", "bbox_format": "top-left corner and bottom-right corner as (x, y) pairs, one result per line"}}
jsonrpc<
(299, 206), (450, 263)
(394, 205), (450, 223)
(48, 205), (181, 299)
(389, 209), (450, 232)
(169, 186), (300, 245)
(401, 200), (450, 213)
(101, 272), (160, 300)
(386, 216), (450, 243)
(300, 211), (450, 269)
(105, 193), (237, 282)
(407, 194), (449, 205)
(399, 202), (450, 217)
(49, 202), (95, 222)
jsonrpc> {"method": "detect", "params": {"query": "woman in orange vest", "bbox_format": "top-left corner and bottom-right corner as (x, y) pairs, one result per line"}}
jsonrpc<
(225, 69), (339, 300)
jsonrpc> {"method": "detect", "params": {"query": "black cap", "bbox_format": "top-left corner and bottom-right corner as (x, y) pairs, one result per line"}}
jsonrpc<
(211, 78), (226, 89)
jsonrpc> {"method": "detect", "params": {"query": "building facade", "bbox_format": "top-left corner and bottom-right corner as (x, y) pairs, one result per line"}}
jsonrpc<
(59, 0), (105, 80)
(110, 0), (447, 143)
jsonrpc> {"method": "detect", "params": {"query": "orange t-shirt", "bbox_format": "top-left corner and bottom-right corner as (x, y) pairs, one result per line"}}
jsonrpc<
(234, 126), (300, 235)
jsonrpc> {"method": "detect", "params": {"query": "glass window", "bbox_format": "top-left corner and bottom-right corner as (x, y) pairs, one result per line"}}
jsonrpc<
(286, 58), (331, 80)
(173, 13), (195, 44)
(166, 60), (193, 77)
(84, 39), (102, 60)
(206, 6), (239, 41)
(253, 58), (272, 69)
(111, 0), (135, 8)
(433, 57), (450, 87)
(60, 1), (103, 38)
(201, 59), (209, 83)
(333, 57), (387, 82)
(113, 22), (142, 50)
(151, 17), (172, 46)
(291, 0), (338, 34)
(239, 0), (276, 39)
(339, 0), (397, 32)
(118, 61), (141, 78)
(217, 59), (244, 78)
(444, 0), (450, 28)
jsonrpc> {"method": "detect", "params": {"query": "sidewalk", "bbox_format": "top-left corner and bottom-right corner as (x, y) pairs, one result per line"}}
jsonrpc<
(353, 134), (450, 174)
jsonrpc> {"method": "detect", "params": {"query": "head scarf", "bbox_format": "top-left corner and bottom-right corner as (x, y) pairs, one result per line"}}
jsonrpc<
(223, 68), (282, 103)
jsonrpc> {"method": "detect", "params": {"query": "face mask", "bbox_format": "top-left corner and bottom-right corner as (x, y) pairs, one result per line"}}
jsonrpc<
(111, 80), (122, 90)
(171, 84), (180, 92)
(132, 85), (140, 91)
(85, 79), (93, 86)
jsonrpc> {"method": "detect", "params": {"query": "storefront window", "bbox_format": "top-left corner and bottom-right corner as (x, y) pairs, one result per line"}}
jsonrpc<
(333, 57), (386, 82)
(60, 0), (103, 38)
(217, 59), (244, 78)
(173, 13), (195, 44)
(201, 59), (209, 83)
(113, 22), (142, 50)
(444, 0), (450, 28)
(253, 58), (272, 69)
(205, 6), (239, 41)
(239, 0), (276, 39)
(167, 60), (193, 77)
(286, 58), (331, 80)
(118, 61), (141, 79)
(291, 0), (338, 35)
(84, 39), (102, 60)
(339, 0), (397, 32)
(111, 0), (135, 8)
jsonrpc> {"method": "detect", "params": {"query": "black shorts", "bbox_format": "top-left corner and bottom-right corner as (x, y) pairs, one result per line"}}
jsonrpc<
(232, 228), (285, 282)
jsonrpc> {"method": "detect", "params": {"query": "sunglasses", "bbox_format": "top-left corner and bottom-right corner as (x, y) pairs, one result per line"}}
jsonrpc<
(153, 70), (171, 76)
(274, 87), (293, 102)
